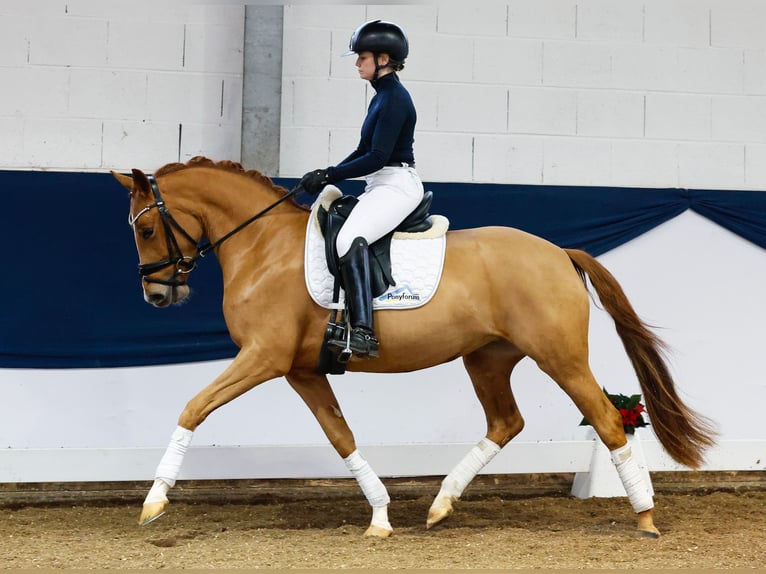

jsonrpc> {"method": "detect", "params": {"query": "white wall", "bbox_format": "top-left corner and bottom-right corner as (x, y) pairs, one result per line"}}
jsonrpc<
(0, 0), (244, 172)
(280, 1), (766, 190)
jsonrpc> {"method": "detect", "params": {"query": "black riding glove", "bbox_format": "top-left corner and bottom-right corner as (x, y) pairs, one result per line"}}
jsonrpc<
(300, 168), (329, 196)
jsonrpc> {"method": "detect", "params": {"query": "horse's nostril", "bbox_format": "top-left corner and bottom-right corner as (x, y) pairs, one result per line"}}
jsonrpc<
(147, 293), (168, 306)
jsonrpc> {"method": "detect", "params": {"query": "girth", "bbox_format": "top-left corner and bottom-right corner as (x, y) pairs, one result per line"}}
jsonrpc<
(317, 190), (434, 297)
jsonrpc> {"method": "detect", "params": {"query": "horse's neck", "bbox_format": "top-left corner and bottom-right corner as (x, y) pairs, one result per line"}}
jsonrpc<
(179, 172), (307, 276)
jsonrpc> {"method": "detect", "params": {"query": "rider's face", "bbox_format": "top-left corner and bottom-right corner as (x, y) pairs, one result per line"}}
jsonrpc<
(355, 51), (390, 81)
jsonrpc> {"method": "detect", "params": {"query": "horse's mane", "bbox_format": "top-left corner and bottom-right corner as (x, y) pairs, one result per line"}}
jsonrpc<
(154, 156), (309, 211)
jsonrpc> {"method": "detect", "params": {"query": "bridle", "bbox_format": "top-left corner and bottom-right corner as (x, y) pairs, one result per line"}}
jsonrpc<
(128, 175), (302, 286)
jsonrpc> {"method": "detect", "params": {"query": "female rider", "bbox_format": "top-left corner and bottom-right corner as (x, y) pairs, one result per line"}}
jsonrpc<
(300, 20), (424, 359)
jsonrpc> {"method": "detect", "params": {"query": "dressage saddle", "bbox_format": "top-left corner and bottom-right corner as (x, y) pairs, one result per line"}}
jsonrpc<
(317, 190), (434, 297)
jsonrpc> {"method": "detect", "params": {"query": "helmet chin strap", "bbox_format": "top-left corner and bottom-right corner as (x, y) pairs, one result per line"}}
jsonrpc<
(372, 53), (389, 81)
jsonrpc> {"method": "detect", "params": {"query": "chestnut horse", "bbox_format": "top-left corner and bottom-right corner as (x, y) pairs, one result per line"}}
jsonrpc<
(112, 157), (714, 538)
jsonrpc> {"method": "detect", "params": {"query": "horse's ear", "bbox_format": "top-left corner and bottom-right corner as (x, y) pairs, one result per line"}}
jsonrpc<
(130, 169), (152, 197)
(111, 171), (133, 190)
(111, 168), (152, 197)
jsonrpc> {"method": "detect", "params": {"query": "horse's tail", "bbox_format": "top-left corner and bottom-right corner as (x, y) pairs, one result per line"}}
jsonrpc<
(565, 248), (716, 469)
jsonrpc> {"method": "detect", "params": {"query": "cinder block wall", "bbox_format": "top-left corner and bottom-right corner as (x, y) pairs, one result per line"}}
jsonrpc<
(280, 1), (766, 190)
(4, 1), (766, 191)
(0, 1), (244, 172)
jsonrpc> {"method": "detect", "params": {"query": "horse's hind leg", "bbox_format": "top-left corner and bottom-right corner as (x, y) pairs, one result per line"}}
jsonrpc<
(427, 341), (525, 529)
(539, 350), (659, 538)
(286, 371), (393, 538)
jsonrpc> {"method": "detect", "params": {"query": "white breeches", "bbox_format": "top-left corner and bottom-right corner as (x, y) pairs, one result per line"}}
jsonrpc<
(335, 166), (424, 257)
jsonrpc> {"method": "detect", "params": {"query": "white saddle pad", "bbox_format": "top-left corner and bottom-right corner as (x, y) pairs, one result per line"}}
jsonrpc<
(304, 186), (449, 310)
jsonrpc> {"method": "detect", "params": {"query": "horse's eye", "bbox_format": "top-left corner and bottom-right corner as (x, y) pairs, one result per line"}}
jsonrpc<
(140, 227), (154, 240)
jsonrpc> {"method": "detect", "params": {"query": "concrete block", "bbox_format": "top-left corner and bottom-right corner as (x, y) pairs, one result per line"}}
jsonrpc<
(612, 45), (679, 91)
(23, 118), (102, 169)
(0, 118), (24, 167)
(279, 127), (331, 177)
(180, 122), (242, 164)
(678, 142), (745, 189)
(473, 134), (544, 184)
(185, 5), (245, 25)
(184, 22), (245, 74)
(543, 41), (611, 88)
(473, 38), (543, 86)
(712, 96), (766, 143)
(744, 50), (766, 94)
(414, 132), (473, 182)
(611, 140), (679, 188)
(744, 144), (766, 189)
(542, 138), (611, 186)
(65, 1), (187, 21)
(288, 78), (366, 129)
(403, 82), (439, 132)
(0, 68), (70, 118)
(644, 0), (711, 48)
(329, 128), (363, 167)
(508, 87), (576, 135)
(284, 27), (332, 78)
(576, 91), (644, 138)
(712, 0), (766, 49)
(107, 20), (184, 70)
(0, 17), (30, 65)
(283, 5), (363, 31)
(68, 69), (148, 120)
(0, 0), (64, 16)
(436, 4), (508, 37)
(146, 72), (232, 124)
(576, 0), (644, 43)
(366, 5), (439, 33)
(508, 0), (576, 40)
(102, 120), (180, 172)
(436, 84), (508, 133)
(678, 47), (744, 94)
(28, 17), (107, 67)
(404, 33), (474, 83)
(222, 77), (243, 125)
(645, 94), (711, 141)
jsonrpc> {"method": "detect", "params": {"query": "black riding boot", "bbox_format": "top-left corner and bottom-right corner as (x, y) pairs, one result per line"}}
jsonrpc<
(329, 237), (379, 358)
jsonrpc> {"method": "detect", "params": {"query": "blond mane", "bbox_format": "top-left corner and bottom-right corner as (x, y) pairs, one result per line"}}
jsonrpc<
(154, 156), (309, 211)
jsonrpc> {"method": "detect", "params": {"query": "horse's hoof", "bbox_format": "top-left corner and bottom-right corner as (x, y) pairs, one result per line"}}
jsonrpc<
(637, 528), (661, 539)
(636, 509), (660, 538)
(139, 501), (168, 526)
(364, 525), (393, 538)
(426, 503), (453, 529)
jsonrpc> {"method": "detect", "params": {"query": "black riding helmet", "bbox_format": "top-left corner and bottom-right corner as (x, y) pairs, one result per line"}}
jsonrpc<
(343, 19), (409, 66)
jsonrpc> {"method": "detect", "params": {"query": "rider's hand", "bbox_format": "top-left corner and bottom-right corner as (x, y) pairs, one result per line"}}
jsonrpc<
(300, 169), (329, 196)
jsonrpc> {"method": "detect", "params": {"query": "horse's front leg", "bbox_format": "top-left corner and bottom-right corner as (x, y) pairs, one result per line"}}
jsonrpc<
(286, 372), (392, 538)
(139, 348), (287, 525)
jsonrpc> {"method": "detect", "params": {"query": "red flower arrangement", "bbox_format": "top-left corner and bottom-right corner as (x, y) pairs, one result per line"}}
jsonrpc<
(580, 388), (649, 435)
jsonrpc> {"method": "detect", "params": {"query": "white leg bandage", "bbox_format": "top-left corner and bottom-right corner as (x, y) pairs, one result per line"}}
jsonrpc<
(611, 442), (654, 513)
(144, 477), (171, 504)
(344, 449), (391, 527)
(154, 426), (194, 488)
(440, 438), (501, 499)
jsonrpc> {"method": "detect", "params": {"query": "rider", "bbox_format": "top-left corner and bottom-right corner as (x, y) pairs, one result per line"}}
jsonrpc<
(300, 20), (424, 359)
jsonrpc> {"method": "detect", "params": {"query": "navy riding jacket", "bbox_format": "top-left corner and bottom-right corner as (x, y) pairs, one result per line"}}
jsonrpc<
(326, 72), (416, 184)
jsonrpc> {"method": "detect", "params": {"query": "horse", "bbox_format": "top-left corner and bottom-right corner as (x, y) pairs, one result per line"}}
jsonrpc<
(112, 156), (715, 539)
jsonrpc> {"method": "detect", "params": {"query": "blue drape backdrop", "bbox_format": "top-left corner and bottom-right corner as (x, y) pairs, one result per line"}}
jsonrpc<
(1, 170), (764, 368)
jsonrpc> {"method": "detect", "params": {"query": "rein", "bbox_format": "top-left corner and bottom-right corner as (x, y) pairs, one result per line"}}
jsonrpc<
(129, 175), (302, 286)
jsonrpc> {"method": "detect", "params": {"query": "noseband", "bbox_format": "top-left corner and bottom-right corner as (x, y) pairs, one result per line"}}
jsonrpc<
(129, 175), (301, 286)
